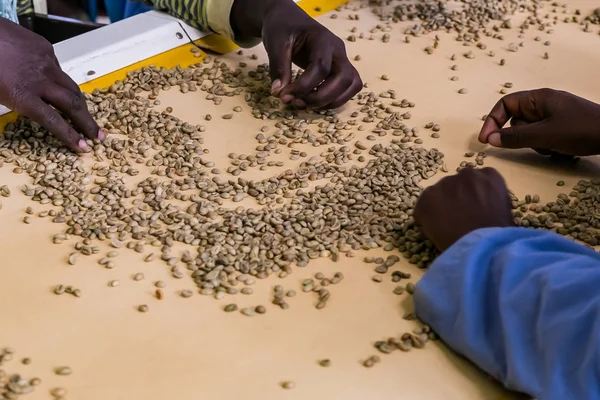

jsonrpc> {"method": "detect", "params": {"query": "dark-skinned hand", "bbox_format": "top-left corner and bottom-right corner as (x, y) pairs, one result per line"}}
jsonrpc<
(0, 18), (103, 152)
(479, 88), (600, 157)
(414, 168), (515, 252)
(231, 0), (362, 110)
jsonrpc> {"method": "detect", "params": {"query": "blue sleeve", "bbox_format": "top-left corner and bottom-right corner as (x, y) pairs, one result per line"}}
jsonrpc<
(414, 227), (600, 400)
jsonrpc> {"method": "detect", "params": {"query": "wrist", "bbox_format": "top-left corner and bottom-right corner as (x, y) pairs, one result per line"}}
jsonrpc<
(231, 0), (300, 39)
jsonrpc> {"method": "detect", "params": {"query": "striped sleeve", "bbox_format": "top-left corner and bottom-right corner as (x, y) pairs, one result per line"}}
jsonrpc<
(16, 0), (34, 15)
(146, 0), (211, 32)
(145, 0), (260, 47)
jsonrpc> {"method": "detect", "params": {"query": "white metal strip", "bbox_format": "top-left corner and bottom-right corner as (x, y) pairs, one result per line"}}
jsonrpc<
(55, 11), (206, 85)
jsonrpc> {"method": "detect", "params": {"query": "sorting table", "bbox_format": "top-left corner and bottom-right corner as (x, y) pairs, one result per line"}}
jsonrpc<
(1, 0), (598, 398)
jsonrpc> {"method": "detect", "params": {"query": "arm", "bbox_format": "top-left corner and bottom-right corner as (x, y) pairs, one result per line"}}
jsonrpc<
(415, 227), (600, 400)
(146, 0), (362, 110)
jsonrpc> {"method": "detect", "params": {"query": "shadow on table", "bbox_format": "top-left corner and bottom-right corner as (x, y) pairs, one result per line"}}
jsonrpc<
(439, 343), (533, 400)
(398, 294), (532, 400)
(464, 133), (600, 180)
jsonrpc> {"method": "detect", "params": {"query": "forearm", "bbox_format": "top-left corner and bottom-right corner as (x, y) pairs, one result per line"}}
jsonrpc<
(415, 227), (600, 399)
(230, 0), (308, 39)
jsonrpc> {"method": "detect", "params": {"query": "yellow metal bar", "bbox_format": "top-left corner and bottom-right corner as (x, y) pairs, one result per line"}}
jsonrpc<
(78, 43), (209, 93)
(0, 0), (347, 130)
(0, 113), (16, 130)
(302, 0), (348, 16)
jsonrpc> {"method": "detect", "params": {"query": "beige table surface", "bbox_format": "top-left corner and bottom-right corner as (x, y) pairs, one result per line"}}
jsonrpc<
(1, 1), (600, 399)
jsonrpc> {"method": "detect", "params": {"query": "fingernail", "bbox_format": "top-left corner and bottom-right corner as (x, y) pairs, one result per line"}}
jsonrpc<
(280, 94), (294, 103)
(97, 129), (106, 141)
(271, 79), (282, 95)
(292, 99), (306, 109)
(488, 133), (502, 147)
(78, 139), (90, 152)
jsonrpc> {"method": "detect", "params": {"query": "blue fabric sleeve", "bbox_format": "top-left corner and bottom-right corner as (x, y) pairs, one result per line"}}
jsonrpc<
(414, 227), (600, 400)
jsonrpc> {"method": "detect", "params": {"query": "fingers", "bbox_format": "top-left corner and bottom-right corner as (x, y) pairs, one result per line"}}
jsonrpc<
(278, 50), (333, 105)
(476, 166), (506, 185)
(479, 100), (511, 144)
(509, 117), (528, 126)
(18, 98), (89, 152)
(42, 83), (102, 140)
(433, 167), (503, 194)
(479, 91), (541, 144)
(415, 173), (455, 217)
(53, 68), (82, 94)
(324, 75), (362, 109)
(413, 186), (432, 224)
(478, 93), (520, 143)
(266, 37), (294, 97)
(302, 62), (362, 109)
(488, 121), (549, 149)
(417, 166), (503, 210)
(53, 67), (106, 141)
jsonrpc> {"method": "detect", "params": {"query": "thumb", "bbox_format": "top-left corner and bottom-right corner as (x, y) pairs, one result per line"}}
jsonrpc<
(266, 37), (293, 97)
(488, 121), (548, 150)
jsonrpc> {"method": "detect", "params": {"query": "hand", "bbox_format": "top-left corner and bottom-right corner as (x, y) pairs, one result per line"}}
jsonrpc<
(0, 18), (103, 152)
(231, 0), (362, 110)
(263, 2), (362, 110)
(479, 89), (600, 156)
(414, 168), (514, 252)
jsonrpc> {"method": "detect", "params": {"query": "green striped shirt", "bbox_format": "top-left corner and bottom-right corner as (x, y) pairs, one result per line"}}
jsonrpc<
(16, 0), (33, 15)
(15, 0), (236, 41)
